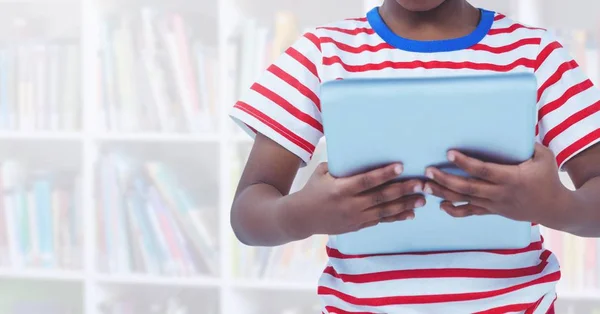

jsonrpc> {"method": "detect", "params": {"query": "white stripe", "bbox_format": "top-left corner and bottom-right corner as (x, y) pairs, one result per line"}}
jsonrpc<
(260, 69), (321, 115)
(547, 110), (600, 157)
(322, 42), (537, 65)
(240, 88), (323, 137)
(328, 249), (546, 274)
(539, 78), (600, 136)
(535, 45), (574, 90)
(319, 258), (555, 297)
(322, 63), (533, 80)
(278, 47), (322, 87)
(229, 108), (313, 164)
(319, 271), (557, 314)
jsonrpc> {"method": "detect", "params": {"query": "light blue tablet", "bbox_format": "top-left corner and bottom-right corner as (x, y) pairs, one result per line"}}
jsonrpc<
(320, 73), (537, 255)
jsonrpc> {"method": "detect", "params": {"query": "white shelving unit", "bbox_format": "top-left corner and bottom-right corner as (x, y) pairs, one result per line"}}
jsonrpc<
(0, 0), (598, 313)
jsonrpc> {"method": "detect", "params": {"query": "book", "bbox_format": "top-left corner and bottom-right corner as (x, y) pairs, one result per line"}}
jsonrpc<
(0, 43), (80, 131)
(0, 160), (81, 270)
(97, 7), (219, 134)
(96, 152), (218, 276)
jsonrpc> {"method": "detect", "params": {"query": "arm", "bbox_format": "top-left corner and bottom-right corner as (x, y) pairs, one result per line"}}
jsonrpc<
(229, 29), (424, 247)
(421, 30), (600, 237)
(230, 133), (305, 246)
(549, 143), (600, 237)
(231, 134), (423, 247)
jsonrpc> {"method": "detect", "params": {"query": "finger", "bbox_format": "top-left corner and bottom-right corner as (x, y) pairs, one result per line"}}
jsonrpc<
(362, 195), (425, 222)
(358, 220), (381, 230)
(423, 181), (490, 208)
(440, 201), (493, 218)
(316, 162), (329, 175)
(339, 163), (403, 194)
(447, 150), (512, 183)
(426, 167), (499, 200)
(380, 210), (416, 223)
(357, 179), (424, 208)
(532, 143), (555, 162)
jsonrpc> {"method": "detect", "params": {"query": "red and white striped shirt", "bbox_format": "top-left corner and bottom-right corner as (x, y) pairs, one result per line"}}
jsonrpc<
(230, 7), (600, 314)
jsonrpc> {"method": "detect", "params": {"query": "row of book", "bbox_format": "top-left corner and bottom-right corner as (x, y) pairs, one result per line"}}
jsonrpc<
(97, 7), (219, 134)
(9, 302), (78, 314)
(0, 161), (82, 270)
(557, 302), (600, 314)
(544, 228), (600, 290)
(556, 29), (600, 85)
(0, 43), (81, 132)
(96, 152), (218, 276)
(99, 295), (215, 314)
(231, 235), (328, 280)
(227, 11), (301, 136)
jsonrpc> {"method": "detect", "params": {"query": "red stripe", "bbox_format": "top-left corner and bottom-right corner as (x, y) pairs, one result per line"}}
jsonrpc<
(489, 23), (545, 36)
(323, 56), (535, 73)
(318, 271), (560, 306)
(537, 60), (579, 101)
(470, 38), (541, 54)
(321, 37), (394, 53)
(327, 240), (543, 259)
(345, 17), (368, 22)
(556, 127), (600, 166)
(245, 123), (257, 133)
(474, 300), (541, 314)
(322, 36), (540, 55)
(543, 100), (600, 146)
(234, 102), (316, 153)
(251, 83), (323, 133)
(539, 79), (594, 121)
(524, 297), (545, 314)
(285, 47), (321, 81)
(324, 306), (374, 314)
(304, 32), (322, 52)
(324, 251), (551, 283)
(536, 42), (563, 72)
(494, 14), (506, 21)
(267, 64), (321, 111)
(317, 26), (375, 35)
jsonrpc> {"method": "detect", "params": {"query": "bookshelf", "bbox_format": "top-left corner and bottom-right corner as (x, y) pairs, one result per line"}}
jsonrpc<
(0, 0), (597, 313)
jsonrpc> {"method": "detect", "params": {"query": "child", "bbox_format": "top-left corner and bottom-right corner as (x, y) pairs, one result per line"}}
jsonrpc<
(229, 0), (600, 313)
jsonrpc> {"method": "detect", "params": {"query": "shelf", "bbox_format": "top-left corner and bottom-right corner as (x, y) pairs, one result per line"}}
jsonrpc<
(235, 0), (365, 29)
(231, 279), (316, 292)
(95, 274), (221, 288)
(540, 0), (600, 30)
(0, 131), (83, 141)
(95, 132), (222, 143)
(558, 290), (600, 301)
(0, 268), (84, 282)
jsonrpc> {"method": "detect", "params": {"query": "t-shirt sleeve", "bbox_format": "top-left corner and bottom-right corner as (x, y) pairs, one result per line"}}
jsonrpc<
(535, 30), (600, 170)
(229, 30), (324, 165)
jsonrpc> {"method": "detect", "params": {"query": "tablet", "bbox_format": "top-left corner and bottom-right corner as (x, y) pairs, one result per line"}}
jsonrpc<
(320, 73), (537, 255)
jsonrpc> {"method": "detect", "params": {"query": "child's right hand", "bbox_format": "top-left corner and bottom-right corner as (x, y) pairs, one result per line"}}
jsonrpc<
(288, 162), (426, 237)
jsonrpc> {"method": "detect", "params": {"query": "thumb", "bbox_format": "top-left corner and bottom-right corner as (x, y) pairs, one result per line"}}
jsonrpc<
(533, 142), (555, 161)
(315, 162), (329, 175)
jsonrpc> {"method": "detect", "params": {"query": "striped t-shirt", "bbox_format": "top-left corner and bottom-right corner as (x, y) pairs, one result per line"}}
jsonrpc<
(230, 7), (600, 314)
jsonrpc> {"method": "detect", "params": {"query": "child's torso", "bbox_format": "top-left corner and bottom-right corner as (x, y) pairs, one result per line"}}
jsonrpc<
(314, 12), (560, 314)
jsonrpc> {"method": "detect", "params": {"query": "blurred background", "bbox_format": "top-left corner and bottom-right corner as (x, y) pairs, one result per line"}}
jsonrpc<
(0, 0), (597, 313)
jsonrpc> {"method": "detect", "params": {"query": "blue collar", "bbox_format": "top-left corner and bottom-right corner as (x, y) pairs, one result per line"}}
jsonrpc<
(366, 7), (495, 53)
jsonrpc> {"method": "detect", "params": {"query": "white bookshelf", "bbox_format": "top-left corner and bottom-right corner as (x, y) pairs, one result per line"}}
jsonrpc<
(0, 0), (598, 313)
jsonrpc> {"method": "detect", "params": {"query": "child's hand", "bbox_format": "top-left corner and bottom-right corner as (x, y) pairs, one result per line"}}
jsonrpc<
(292, 162), (425, 237)
(423, 143), (570, 224)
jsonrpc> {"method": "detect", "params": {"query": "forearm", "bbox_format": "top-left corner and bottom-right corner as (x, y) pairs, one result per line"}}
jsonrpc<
(546, 176), (600, 237)
(231, 183), (312, 247)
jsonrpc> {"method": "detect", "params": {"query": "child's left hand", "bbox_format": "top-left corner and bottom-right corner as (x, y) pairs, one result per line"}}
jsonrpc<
(423, 143), (570, 224)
